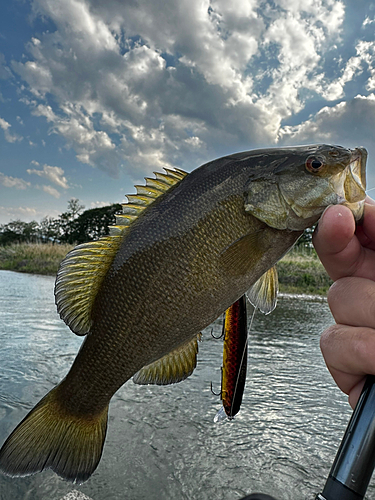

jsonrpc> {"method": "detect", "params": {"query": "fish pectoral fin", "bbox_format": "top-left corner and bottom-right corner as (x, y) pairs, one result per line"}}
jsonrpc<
(246, 265), (279, 314)
(219, 230), (265, 277)
(133, 333), (202, 385)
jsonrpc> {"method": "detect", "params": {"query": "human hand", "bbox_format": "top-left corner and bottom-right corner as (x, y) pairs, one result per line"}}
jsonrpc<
(312, 197), (375, 408)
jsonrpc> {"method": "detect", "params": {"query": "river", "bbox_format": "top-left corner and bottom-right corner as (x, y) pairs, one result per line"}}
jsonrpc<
(0, 270), (373, 500)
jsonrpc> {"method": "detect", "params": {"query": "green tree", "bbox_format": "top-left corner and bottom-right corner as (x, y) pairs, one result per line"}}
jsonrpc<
(66, 198), (85, 219)
(38, 216), (60, 243)
(62, 204), (122, 244)
(0, 200), (122, 246)
(0, 220), (39, 245)
(57, 198), (85, 242)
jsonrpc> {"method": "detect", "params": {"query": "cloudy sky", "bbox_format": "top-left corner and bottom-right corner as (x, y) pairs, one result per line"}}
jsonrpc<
(0, 0), (375, 224)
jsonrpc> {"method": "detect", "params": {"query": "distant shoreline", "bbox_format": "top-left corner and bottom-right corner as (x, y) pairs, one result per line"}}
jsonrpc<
(0, 243), (73, 276)
(0, 242), (332, 296)
(277, 250), (332, 296)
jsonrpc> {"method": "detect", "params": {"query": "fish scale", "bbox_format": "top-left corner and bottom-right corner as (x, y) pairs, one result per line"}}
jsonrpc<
(0, 144), (367, 483)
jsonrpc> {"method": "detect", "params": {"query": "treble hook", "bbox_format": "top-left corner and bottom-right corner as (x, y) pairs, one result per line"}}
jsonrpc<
(210, 312), (226, 339)
(210, 367), (223, 396)
(210, 381), (222, 397)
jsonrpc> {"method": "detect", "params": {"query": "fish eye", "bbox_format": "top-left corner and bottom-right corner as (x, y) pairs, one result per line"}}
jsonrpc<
(305, 156), (324, 173)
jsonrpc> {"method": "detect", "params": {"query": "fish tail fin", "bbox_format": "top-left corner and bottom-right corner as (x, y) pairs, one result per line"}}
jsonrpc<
(0, 385), (108, 483)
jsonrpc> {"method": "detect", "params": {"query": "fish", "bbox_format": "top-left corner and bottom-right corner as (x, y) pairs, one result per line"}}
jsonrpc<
(0, 144), (367, 483)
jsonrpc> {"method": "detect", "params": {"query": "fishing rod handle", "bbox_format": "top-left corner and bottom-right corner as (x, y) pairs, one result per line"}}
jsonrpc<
(317, 375), (375, 500)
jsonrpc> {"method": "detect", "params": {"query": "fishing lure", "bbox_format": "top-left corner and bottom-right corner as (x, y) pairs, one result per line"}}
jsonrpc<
(214, 266), (279, 422)
(219, 294), (248, 420)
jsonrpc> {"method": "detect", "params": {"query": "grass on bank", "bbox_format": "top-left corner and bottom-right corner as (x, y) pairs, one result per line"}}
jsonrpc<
(0, 242), (332, 295)
(0, 243), (73, 275)
(277, 246), (332, 295)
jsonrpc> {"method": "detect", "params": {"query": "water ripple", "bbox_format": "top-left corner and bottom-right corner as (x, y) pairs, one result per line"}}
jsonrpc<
(0, 271), (374, 499)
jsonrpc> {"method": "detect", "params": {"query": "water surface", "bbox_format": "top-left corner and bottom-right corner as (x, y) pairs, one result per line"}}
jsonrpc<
(0, 270), (371, 499)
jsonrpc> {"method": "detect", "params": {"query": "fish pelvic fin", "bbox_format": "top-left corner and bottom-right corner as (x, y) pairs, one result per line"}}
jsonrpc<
(55, 167), (188, 336)
(133, 333), (202, 385)
(246, 265), (279, 314)
(0, 386), (108, 484)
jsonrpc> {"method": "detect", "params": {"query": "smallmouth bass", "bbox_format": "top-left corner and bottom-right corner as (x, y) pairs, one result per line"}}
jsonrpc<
(0, 145), (367, 483)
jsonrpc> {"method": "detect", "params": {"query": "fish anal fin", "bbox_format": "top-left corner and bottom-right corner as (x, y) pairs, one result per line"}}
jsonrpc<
(219, 230), (265, 277)
(246, 266), (279, 314)
(133, 333), (202, 385)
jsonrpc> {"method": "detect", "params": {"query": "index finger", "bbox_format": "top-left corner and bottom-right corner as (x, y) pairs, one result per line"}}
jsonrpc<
(312, 201), (375, 282)
(355, 197), (375, 250)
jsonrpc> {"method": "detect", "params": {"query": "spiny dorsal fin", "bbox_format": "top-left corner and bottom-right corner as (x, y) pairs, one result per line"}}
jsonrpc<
(109, 167), (188, 236)
(246, 266), (278, 315)
(55, 167), (188, 336)
(133, 333), (202, 385)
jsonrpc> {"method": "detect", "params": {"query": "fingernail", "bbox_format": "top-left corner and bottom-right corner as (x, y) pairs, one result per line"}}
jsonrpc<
(314, 205), (335, 236)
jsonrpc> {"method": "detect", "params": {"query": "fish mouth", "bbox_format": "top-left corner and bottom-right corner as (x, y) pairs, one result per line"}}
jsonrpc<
(336, 147), (367, 221)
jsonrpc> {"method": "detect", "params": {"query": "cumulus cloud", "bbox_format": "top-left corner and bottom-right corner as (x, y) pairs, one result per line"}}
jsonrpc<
(90, 201), (111, 208)
(0, 172), (30, 190)
(0, 117), (22, 143)
(0, 206), (37, 220)
(279, 93), (375, 144)
(319, 39), (375, 100)
(363, 16), (375, 27)
(8, 0), (374, 181)
(278, 93), (375, 189)
(27, 162), (69, 188)
(42, 184), (61, 198)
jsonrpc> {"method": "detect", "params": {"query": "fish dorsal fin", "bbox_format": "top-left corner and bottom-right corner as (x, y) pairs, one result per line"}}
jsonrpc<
(55, 167), (188, 336)
(219, 230), (265, 277)
(133, 333), (202, 385)
(109, 167), (188, 236)
(246, 266), (278, 315)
